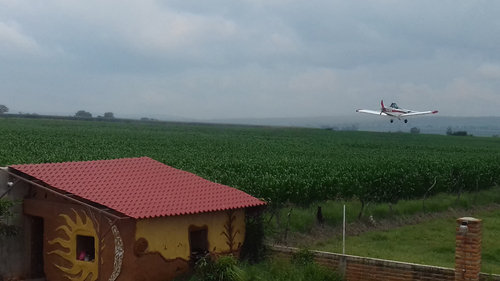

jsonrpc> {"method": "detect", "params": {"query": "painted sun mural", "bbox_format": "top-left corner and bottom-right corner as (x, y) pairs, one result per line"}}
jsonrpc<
(48, 209), (99, 281)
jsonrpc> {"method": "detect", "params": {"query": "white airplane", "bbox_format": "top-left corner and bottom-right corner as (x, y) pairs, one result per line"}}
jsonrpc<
(356, 100), (438, 123)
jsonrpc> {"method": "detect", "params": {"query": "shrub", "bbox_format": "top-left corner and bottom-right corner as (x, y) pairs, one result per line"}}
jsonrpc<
(410, 127), (420, 134)
(194, 253), (244, 281)
(0, 198), (19, 237)
(240, 207), (267, 264)
(291, 248), (315, 266)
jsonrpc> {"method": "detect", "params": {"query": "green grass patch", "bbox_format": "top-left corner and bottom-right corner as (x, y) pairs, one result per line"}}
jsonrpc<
(310, 208), (500, 274)
(241, 258), (342, 281)
(175, 255), (342, 281)
(267, 187), (500, 235)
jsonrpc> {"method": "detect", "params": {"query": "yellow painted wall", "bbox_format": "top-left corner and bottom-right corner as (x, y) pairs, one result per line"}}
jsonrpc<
(135, 209), (246, 260)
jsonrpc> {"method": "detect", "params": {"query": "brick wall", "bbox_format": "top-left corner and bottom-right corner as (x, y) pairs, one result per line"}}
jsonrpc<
(269, 245), (500, 281)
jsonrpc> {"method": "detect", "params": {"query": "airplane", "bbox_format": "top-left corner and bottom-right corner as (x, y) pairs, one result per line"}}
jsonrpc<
(356, 100), (438, 123)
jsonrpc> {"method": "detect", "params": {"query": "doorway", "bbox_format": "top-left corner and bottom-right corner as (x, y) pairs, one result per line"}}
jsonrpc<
(189, 226), (208, 264)
(30, 216), (45, 278)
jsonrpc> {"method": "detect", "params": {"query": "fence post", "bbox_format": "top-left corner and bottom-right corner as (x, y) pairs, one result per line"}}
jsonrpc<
(455, 217), (482, 281)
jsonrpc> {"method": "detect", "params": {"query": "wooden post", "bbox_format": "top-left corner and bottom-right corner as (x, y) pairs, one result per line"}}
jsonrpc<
(455, 217), (482, 281)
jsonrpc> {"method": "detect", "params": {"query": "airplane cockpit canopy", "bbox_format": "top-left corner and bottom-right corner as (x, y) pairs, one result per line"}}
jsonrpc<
(390, 103), (399, 109)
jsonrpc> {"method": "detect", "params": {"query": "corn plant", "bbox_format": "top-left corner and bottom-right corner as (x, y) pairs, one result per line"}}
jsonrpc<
(1, 118), (500, 213)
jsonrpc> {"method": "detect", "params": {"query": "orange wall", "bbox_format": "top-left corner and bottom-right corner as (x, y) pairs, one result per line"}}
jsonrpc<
(24, 198), (103, 281)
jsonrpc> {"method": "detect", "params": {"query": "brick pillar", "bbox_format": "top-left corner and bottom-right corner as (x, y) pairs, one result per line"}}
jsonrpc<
(455, 217), (482, 281)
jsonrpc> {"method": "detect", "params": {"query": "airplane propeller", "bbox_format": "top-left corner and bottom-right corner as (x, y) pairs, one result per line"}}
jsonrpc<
(380, 100), (386, 115)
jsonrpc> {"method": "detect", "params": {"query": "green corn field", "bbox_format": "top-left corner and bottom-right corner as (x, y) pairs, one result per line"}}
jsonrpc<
(1, 118), (499, 209)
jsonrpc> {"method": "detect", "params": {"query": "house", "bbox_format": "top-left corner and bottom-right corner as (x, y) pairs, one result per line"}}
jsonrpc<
(0, 157), (266, 281)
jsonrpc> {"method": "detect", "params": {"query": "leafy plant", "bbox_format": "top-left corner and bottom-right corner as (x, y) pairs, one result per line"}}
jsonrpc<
(0, 198), (19, 237)
(240, 207), (267, 264)
(194, 253), (244, 281)
(291, 248), (315, 266)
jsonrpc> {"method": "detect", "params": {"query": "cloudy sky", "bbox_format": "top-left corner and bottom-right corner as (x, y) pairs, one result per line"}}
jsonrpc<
(1, 0), (500, 120)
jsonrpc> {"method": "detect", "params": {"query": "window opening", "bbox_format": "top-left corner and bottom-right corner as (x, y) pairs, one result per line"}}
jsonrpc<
(189, 227), (208, 263)
(76, 235), (95, 262)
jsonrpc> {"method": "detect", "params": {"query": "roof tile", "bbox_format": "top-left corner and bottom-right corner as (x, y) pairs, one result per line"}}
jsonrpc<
(10, 157), (266, 219)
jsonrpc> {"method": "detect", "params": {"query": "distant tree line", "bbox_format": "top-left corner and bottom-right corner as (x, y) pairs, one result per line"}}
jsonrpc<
(446, 126), (469, 136)
(410, 127), (420, 134)
(75, 110), (92, 117)
(0, 104), (8, 114)
(75, 110), (114, 118)
(322, 124), (359, 131)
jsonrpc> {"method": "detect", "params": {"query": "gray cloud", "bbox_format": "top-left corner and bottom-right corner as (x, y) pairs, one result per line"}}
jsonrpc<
(1, 0), (499, 119)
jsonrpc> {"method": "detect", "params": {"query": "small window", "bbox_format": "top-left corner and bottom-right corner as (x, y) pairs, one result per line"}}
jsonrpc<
(76, 235), (95, 262)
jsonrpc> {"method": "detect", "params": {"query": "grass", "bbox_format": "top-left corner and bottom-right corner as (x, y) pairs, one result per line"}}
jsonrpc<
(267, 187), (500, 234)
(175, 256), (343, 281)
(265, 187), (500, 275)
(315, 217), (458, 266)
(240, 258), (342, 281)
(311, 208), (500, 274)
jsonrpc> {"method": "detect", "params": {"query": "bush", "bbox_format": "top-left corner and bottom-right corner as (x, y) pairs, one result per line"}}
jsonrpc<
(0, 198), (19, 237)
(291, 248), (315, 266)
(194, 253), (244, 281)
(240, 207), (267, 264)
(410, 127), (420, 134)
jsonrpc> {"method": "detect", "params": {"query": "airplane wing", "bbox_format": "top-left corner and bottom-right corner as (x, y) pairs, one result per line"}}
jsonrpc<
(401, 110), (438, 117)
(356, 109), (385, 115)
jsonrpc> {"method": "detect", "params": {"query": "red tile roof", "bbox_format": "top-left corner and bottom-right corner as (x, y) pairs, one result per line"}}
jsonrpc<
(10, 157), (266, 219)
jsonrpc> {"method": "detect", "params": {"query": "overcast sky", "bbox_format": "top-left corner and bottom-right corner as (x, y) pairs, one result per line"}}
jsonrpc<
(1, 0), (500, 120)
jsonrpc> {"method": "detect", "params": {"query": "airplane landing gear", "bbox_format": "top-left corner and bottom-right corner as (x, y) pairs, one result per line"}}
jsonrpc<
(404, 119), (408, 123)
